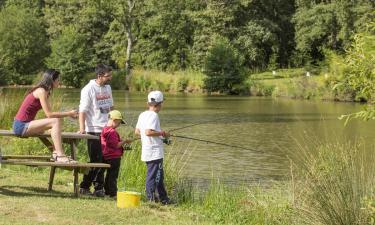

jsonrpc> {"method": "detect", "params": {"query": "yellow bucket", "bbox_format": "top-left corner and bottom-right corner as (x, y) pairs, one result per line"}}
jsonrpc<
(117, 191), (141, 208)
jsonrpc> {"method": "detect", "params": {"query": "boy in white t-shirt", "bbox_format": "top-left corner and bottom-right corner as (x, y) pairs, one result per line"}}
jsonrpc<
(135, 91), (171, 204)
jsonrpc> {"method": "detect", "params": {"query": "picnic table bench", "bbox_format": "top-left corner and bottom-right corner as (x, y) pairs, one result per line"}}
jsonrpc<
(0, 130), (110, 197)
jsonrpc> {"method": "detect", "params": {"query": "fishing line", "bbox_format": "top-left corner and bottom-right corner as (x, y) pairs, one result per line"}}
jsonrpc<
(171, 134), (268, 154)
(168, 115), (232, 132)
(123, 116), (271, 154)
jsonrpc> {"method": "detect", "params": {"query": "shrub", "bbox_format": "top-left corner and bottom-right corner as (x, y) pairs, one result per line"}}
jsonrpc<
(177, 77), (189, 92)
(203, 37), (244, 94)
(109, 70), (127, 90)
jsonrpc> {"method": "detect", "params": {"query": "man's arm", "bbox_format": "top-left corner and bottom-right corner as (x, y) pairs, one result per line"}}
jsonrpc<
(79, 112), (86, 134)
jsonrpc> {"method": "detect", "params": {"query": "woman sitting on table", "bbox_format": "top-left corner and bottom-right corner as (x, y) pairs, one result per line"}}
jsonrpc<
(12, 69), (78, 163)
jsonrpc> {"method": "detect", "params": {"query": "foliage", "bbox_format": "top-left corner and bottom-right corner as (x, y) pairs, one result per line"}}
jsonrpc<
(334, 17), (375, 123)
(0, 0), (373, 91)
(292, 141), (375, 224)
(293, 0), (374, 64)
(44, 0), (114, 66)
(135, 0), (193, 71)
(46, 25), (94, 88)
(333, 33), (375, 102)
(203, 38), (244, 94)
(129, 69), (203, 93)
(0, 4), (49, 85)
(109, 70), (127, 90)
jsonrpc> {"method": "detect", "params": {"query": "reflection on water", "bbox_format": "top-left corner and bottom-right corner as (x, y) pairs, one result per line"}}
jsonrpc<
(44, 89), (375, 185)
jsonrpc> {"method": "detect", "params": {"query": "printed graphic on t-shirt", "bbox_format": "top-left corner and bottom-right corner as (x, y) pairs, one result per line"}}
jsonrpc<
(96, 93), (112, 114)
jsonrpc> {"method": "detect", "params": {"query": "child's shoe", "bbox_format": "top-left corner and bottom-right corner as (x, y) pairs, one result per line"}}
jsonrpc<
(93, 189), (105, 197)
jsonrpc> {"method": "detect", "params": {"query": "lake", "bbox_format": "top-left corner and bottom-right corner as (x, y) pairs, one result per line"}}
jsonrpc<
(60, 89), (375, 186)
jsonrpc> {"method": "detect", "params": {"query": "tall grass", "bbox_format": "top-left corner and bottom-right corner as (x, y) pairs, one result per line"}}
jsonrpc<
(130, 69), (204, 93)
(0, 88), (24, 129)
(173, 178), (294, 225)
(291, 140), (375, 224)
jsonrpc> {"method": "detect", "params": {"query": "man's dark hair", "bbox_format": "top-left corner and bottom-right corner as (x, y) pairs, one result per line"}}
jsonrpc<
(95, 64), (112, 76)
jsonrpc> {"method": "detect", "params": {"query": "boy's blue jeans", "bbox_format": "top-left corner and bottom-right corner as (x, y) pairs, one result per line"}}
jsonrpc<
(146, 158), (169, 202)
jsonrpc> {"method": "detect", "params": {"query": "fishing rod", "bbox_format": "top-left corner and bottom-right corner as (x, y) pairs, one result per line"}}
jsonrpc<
(171, 134), (266, 154)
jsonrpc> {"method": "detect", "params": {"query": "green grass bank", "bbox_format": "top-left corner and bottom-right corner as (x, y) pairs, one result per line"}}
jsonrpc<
(114, 68), (346, 102)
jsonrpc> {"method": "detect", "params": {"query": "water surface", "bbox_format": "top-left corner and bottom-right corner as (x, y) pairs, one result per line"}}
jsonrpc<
(59, 89), (375, 185)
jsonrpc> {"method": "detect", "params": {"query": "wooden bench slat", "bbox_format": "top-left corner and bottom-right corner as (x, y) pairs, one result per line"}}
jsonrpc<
(1, 160), (110, 168)
(2, 155), (51, 160)
(0, 130), (99, 140)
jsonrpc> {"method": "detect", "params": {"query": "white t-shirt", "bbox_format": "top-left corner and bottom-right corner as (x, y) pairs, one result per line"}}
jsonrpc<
(136, 110), (164, 162)
(79, 79), (113, 133)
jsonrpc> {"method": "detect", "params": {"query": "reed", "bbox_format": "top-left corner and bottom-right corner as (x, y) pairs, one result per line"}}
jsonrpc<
(291, 140), (375, 224)
(129, 69), (204, 93)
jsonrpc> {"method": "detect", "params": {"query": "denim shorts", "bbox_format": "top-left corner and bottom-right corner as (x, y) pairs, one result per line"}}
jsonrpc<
(13, 119), (30, 137)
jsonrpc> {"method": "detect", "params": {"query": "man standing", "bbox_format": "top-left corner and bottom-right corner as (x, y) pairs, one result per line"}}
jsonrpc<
(79, 64), (113, 197)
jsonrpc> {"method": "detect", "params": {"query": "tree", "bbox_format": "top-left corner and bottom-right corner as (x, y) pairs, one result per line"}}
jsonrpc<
(44, 0), (114, 65)
(134, 0), (193, 71)
(203, 38), (244, 94)
(46, 25), (94, 88)
(188, 0), (237, 69)
(293, 0), (374, 64)
(0, 4), (49, 84)
(105, 0), (144, 86)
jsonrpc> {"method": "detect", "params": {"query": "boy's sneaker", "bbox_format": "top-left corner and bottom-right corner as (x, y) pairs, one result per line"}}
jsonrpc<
(106, 195), (117, 201)
(161, 198), (175, 205)
(79, 188), (92, 196)
(93, 189), (105, 197)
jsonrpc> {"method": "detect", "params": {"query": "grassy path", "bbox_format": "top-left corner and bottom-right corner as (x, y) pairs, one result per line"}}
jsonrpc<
(0, 168), (211, 225)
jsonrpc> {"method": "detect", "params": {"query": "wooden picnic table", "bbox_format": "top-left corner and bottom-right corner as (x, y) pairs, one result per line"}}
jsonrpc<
(0, 130), (110, 197)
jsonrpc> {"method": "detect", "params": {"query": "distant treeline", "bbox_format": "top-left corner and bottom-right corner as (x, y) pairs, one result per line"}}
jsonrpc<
(0, 0), (373, 88)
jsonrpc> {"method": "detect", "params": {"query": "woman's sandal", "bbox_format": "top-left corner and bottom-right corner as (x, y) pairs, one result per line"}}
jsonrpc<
(50, 152), (58, 162)
(54, 155), (78, 164)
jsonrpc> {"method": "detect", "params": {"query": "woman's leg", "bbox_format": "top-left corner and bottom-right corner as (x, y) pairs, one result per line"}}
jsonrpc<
(25, 118), (64, 156)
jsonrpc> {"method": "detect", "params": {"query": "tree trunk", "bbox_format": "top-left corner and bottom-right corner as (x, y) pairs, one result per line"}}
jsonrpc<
(125, 27), (133, 87)
(124, 0), (135, 90)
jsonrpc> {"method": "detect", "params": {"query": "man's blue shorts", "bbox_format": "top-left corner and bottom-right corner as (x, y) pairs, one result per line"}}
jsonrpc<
(12, 119), (30, 137)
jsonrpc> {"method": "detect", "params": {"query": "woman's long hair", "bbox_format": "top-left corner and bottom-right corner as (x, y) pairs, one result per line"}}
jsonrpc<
(28, 69), (60, 96)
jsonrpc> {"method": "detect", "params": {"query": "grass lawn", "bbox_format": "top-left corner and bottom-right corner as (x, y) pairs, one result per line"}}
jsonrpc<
(0, 167), (211, 225)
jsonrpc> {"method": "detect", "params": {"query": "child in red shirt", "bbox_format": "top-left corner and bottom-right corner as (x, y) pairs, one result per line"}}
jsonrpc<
(101, 110), (131, 198)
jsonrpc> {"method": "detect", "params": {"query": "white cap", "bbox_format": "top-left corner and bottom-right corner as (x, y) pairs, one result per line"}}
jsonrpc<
(147, 91), (164, 104)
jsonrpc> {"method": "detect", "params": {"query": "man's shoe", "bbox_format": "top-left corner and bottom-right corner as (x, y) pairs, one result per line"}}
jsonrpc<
(79, 188), (92, 196)
(93, 189), (105, 197)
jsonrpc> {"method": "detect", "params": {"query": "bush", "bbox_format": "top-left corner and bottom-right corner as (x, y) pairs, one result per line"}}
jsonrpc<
(177, 77), (189, 92)
(110, 70), (127, 90)
(203, 37), (244, 94)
